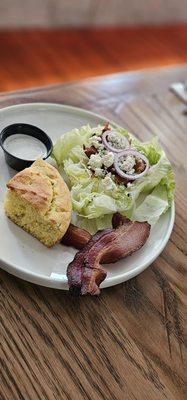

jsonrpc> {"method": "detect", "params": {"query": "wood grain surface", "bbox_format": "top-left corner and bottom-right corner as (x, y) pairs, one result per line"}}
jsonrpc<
(1, 25), (187, 92)
(0, 65), (187, 400)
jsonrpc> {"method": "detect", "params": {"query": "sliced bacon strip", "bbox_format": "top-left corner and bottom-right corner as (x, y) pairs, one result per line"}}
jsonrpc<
(62, 213), (127, 250)
(61, 224), (91, 250)
(67, 230), (108, 296)
(67, 215), (150, 296)
(83, 145), (97, 158)
(102, 122), (110, 133)
(112, 212), (130, 228)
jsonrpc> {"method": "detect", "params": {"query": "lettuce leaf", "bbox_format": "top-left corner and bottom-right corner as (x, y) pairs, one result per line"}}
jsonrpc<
(71, 179), (132, 219)
(64, 159), (91, 186)
(128, 153), (175, 207)
(76, 214), (113, 235)
(52, 125), (102, 165)
(133, 185), (169, 225)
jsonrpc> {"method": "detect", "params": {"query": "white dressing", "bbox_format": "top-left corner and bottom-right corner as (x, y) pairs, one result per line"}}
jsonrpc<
(3, 134), (47, 160)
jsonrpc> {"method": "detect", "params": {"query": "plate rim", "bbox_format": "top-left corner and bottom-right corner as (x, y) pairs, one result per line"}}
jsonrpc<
(0, 102), (175, 289)
(0, 101), (114, 127)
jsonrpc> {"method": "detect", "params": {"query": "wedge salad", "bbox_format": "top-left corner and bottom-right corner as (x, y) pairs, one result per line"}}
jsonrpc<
(52, 123), (175, 233)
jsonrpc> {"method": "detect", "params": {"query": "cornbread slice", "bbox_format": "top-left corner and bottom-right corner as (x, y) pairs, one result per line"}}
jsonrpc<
(4, 159), (72, 247)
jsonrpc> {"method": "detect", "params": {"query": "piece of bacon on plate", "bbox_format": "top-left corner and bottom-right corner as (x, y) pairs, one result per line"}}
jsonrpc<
(67, 214), (150, 296)
(62, 224), (91, 250)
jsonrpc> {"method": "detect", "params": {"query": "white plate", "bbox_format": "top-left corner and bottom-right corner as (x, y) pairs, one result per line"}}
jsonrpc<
(0, 103), (175, 290)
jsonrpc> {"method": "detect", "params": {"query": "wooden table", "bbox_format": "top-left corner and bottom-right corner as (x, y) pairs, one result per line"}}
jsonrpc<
(1, 65), (187, 400)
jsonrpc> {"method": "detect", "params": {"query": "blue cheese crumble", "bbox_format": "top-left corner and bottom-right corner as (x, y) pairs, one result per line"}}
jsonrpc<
(102, 152), (114, 168)
(88, 135), (104, 150)
(119, 155), (136, 174)
(108, 131), (127, 149)
(94, 168), (106, 177)
(88, 151), (114, 174)
(88, 154), (102, 169)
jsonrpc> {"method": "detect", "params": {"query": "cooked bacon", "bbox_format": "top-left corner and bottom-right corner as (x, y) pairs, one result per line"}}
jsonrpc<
(135, 158), (146, 174)
(61, 224), (91, 250)
(62, 213), (128, 250)
(67, 216), (150, 296)
(114, 174), (130, 186)
(112, 212), (130, 228)
(100, 220), (150, 264)
(67, 230), (108, 296)
(83, 145), (97, 158)
(108, 165), (131, 186)
(102, 122), (110, 133)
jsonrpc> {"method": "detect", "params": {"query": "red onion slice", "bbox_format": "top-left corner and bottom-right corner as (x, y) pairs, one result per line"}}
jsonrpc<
(102, 130), (129, 153)
(114, 149), (149, 180)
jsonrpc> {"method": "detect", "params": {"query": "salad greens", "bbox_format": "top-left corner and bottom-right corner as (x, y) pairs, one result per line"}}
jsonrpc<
(52, 124), (175, 233)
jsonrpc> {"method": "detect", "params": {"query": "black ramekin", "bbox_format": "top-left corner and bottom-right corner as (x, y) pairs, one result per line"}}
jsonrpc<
(0, 123), (53, 171)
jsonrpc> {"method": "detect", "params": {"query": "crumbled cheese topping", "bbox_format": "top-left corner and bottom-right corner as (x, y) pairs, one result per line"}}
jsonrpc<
(102, 175), (117, 191)
(94, 168), (106, 177)
(102, 152), (114, 168)
(88, 154), (102, 169)
(119, 155), (136, 174)
(87, 130), (134, 179)
(108, 132), (117, 143)
(87, 147), (115, 178)
(128, 168), (135, 175)
(108, 131), (127, 149)
(88, 135), (104, 150)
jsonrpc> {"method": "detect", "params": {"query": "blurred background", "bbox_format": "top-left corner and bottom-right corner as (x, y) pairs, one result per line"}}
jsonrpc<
(0, 0), (187, 91)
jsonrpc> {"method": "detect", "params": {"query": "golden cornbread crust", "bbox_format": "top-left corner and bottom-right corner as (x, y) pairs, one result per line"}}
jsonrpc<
(4, 159), (72, 247)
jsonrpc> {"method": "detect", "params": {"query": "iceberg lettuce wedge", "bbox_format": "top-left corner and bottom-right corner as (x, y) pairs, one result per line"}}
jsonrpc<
(52, 124), (175, 233)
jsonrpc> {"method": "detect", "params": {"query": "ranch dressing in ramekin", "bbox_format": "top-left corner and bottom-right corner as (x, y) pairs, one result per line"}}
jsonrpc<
(3, 134), (47, 160)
